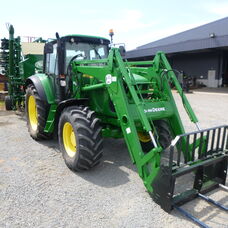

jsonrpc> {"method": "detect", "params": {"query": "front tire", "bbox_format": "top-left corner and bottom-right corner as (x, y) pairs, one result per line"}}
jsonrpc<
(25, 84), (50, 140)
(5, 95), (13, 110)
(140, 120), (172, 153)
(59, 106), (103, 171)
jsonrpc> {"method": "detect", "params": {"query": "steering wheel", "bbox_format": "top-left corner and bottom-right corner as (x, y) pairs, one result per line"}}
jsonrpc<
(67, 53), (84, 75)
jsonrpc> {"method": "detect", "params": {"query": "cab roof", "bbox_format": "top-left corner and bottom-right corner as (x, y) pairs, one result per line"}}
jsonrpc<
(63, 34), (109, 41)
(49, 34), (110, 45)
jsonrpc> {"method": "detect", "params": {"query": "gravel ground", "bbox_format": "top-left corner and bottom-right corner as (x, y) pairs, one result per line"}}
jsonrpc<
(0, 90), (228, 228)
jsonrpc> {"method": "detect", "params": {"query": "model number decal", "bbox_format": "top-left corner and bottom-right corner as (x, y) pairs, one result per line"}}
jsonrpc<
(144, 107), (166, 113)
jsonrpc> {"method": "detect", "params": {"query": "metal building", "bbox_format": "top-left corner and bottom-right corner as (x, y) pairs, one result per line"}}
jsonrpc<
(126, 17), (228, 87)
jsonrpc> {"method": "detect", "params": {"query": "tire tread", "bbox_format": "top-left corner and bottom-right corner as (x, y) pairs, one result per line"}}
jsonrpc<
(59, 105), (103, 171)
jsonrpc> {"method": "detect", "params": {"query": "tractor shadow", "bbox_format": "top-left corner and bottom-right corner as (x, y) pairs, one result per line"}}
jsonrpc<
(36, 135), (136, 188)
(76, 138), (137, 188)
(14, 110), (137, 188)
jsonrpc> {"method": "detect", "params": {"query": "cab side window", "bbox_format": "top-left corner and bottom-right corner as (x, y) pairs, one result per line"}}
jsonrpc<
(45, 44), (58, 75)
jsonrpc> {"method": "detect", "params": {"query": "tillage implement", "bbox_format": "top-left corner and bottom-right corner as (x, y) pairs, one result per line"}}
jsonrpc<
(0, 25), (44, 110)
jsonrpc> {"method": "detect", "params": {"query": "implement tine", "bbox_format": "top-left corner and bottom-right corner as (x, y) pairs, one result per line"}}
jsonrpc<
(210, 129), (216, 152)
(185, 135), (190, 163)
(221, 127), (227, 150)
(205, 131), (210, 155)
(226, 130), (228, 150)
(216, 127), (221, 152)
(192, 133), (197, 161)
(198, 132), (204, 158)
(177, 137), (182, 166)
(219, 184), (228, 191)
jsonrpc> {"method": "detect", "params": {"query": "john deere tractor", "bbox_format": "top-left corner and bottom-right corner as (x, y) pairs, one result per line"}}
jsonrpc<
(3, 26), (228, 226)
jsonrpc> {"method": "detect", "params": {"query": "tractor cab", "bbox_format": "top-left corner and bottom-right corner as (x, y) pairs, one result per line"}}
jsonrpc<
(44, 35), (110, 76)
(43, 34), (110, 102)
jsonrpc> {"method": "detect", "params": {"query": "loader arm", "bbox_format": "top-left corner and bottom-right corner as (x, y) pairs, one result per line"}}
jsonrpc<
(41, 46), (228, 221)
(71, 49), (164, 190)
(70, 48), (228, 214)
(69, 48), (201, 192)
(158, 52), (198, 124)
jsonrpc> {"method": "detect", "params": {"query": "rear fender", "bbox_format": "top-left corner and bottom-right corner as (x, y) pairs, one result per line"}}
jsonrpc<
(25, 74), (55, 104)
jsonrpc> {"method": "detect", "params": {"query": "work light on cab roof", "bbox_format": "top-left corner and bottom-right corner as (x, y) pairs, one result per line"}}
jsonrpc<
(109, 29), (114, 44)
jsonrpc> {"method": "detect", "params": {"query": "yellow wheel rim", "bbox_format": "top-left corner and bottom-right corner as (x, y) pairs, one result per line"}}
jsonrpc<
(28, 95), (38, 131)
(138, 132), (151, 143)
(63, 122), (77, 157)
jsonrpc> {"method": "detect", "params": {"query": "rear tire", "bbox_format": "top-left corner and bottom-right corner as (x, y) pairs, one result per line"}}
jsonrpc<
(59, 106), (103, 171)
(140, 120), (172, 152)
(25, 84), (50, 140)
(5, 95), (13, 110)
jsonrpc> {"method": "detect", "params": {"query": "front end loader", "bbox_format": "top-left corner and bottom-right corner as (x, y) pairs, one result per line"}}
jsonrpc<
(3, 26), (227, 227)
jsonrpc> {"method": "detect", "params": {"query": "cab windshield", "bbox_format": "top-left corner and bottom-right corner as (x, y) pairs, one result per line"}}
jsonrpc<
(65, 41), (109, 72)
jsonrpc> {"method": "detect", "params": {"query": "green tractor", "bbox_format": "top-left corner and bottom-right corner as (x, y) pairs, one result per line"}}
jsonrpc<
(3, 26), (228, 226)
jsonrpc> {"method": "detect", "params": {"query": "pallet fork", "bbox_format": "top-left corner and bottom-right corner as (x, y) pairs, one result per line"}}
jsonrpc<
(155, 125), (228, 227)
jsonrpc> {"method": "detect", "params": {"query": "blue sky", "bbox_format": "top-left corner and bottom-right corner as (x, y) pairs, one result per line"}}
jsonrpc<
(1, 0), (228, 50)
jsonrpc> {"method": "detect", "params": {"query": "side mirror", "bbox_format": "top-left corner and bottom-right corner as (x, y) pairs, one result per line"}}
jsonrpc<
(44, 43), (53, 54)
(119, 46), (126, 57)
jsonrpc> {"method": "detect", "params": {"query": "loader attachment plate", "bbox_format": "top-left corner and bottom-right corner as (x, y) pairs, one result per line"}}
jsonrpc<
(151, 125), (228, 213)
